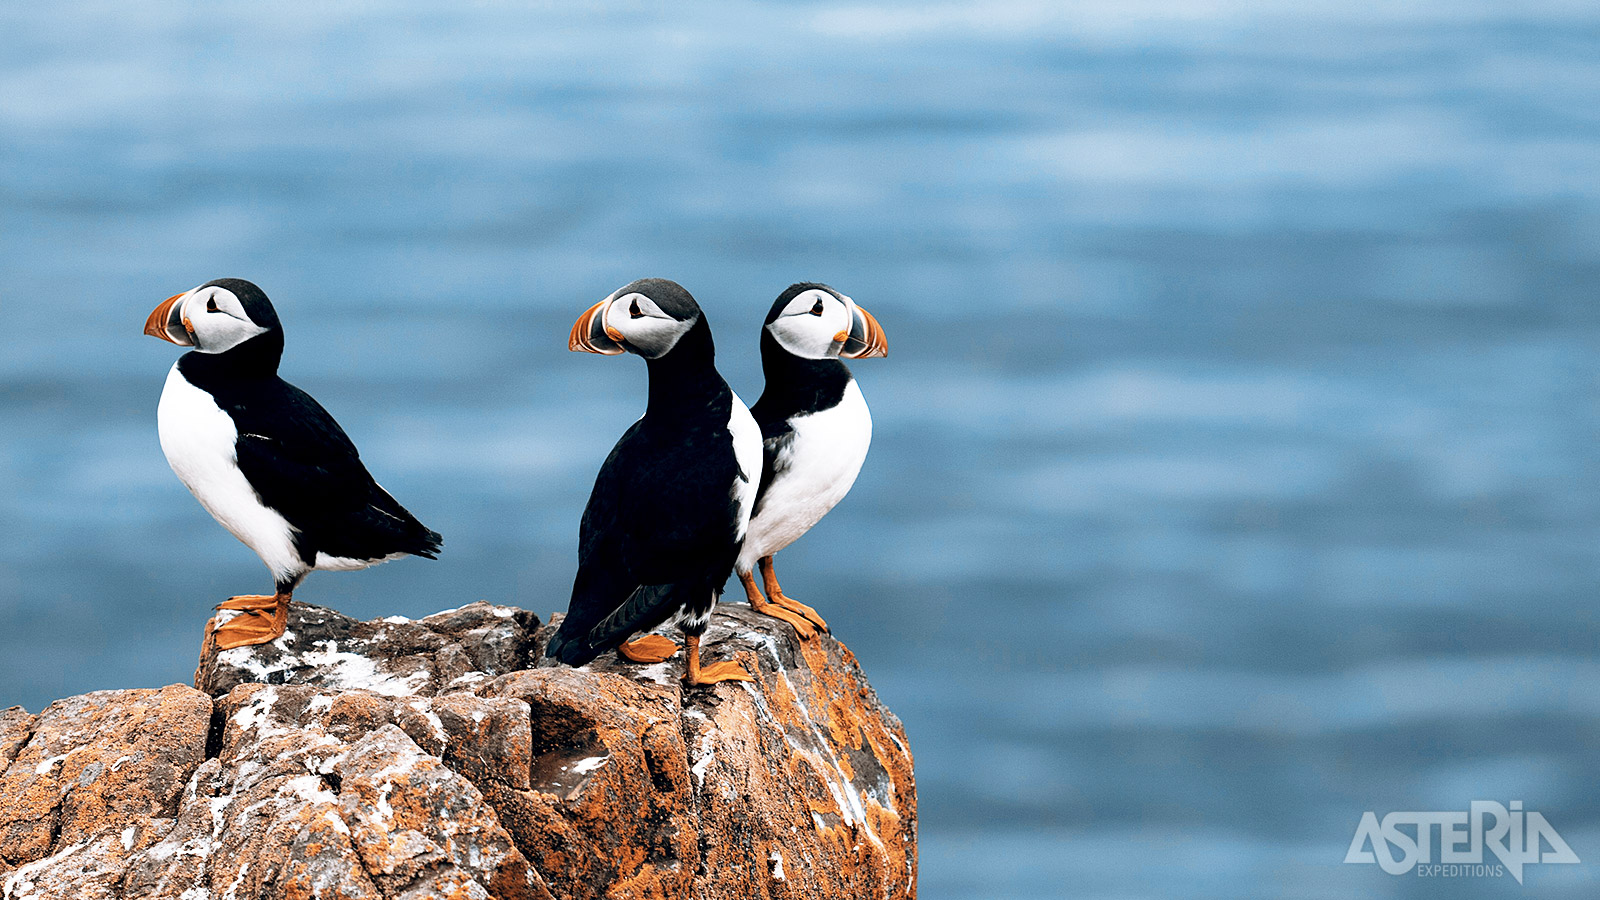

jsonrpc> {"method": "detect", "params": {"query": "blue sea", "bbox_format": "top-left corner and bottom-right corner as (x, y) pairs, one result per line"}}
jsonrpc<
(3, 3), (1599, 897)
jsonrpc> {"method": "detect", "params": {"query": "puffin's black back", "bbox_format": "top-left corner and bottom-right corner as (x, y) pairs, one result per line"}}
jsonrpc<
(176, 279), (442, 567)
(547, 313), (749, 667)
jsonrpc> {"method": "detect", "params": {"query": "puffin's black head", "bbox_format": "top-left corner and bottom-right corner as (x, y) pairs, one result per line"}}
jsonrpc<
(144, 278), (284, 356)
(570, 277), (706, 360)
(764, 282), (887, 360)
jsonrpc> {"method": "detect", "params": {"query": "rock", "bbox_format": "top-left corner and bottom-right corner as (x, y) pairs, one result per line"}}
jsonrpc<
(1, 600), (916, 899)
(196, 601), (542, 699)
(0, 708), (34, 777)
(0, 685), (212, 899)
(114, 683), (551, 900)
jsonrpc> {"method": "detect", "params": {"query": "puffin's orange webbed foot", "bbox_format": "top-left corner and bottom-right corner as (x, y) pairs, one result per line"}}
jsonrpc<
(772, 592), (828, 633)
(753, 601), (818, 639)
(689, 661), (754, 685)
(618, 634), (680, 663)
(208, 593), (289, 650)
(739, 569), (818, 639)
(757, 557), (828, 634)
(682, 634), (755, 685)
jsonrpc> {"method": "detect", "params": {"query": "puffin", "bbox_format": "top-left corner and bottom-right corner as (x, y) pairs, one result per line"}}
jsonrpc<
(735, 283), (887, 639)
(545, 278), (760, 685)
(143, 278), (442, 650)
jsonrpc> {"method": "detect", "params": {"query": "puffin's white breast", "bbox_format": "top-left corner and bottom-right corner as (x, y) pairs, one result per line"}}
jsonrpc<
(727, 390), (763, 542)
(738, 379), (872, 570)
(157, 363), (305, 583)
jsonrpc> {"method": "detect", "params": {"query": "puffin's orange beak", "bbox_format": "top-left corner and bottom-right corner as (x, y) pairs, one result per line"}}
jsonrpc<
(569, 299), (625, 355)
(144, 293), (194, 346)
(840, 304), (888, 359)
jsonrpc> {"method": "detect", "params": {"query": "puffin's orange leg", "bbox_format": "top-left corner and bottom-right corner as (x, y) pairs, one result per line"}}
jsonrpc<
(759, 556), (828, 633)
(210, 592), (291, 650)
(738, 568), (817, 639)
(683, 634), (752, 685)
(618, 634), (680, 663)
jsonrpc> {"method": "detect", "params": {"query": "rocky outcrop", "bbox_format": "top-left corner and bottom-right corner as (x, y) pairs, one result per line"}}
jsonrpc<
(0, 601), (916, 899)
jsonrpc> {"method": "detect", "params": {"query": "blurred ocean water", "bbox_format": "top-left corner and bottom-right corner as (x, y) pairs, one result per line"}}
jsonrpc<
(3, 3), (1600, 897)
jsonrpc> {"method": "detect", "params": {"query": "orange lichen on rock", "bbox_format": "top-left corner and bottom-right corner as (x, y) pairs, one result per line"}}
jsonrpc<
(671, 607), (918, 899)
(0, 599), (915, 899)
(0, 684), (212, 898)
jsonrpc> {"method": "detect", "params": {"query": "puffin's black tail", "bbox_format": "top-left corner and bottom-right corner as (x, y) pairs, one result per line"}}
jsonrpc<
(410, 526), (444, 560)
(366, 486), (442, 559)
(546, 582), (685, 667)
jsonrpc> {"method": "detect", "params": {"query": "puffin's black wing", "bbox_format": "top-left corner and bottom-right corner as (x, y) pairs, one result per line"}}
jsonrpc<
(546, 416), (741, 665)
(547, 423), (666, 666)
(230, 379), (442, 564)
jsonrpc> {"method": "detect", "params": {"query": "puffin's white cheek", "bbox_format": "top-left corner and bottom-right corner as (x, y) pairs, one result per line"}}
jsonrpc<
(193, 316), (270, 354)
(770, 318), (836, 359)
(623, 318), (687, 358)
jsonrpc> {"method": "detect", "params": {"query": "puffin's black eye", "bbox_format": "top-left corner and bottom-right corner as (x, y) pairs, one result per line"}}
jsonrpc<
(629, 298), (643, 318)
(810, 299), (825, 316)
(206, 298), (219, 313)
